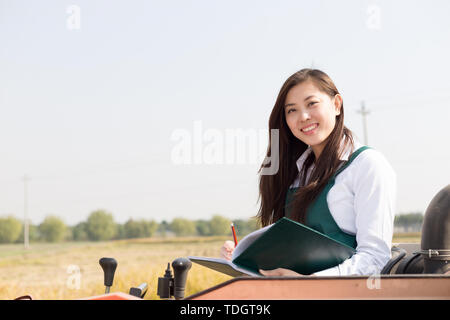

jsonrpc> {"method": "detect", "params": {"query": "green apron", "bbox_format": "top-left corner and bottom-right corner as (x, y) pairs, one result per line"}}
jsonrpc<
(285, 146), (371, 249)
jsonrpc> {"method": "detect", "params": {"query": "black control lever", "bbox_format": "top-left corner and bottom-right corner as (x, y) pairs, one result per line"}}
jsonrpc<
(172, 257), (192, 300)
(157, 257), (192, 300)
(99, 257), (117, 294)
(129, 282), (148, 298)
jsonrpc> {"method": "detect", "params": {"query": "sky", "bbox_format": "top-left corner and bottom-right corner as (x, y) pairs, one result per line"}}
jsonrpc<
(0, 0), (449, 226)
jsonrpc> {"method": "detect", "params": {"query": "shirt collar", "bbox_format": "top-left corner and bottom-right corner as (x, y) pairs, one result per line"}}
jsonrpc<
(295, 147), (313, 173)
(295, 138), (364, 172)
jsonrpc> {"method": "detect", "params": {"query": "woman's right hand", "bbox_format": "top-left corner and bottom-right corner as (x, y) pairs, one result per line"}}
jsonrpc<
(220, 240), (235, 260)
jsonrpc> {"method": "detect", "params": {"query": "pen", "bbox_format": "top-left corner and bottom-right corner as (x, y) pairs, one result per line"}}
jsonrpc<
(231, 223), (238, 246)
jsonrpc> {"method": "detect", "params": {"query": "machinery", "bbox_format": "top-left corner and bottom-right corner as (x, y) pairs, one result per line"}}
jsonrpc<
(79, 257), (192, 300)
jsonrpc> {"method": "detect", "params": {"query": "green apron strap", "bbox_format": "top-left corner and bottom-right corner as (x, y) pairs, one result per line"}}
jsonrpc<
(285, 146), (372, 249)
(333, 146), (371, 178)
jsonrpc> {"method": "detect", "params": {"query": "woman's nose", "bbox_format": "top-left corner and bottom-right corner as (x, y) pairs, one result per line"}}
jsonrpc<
(298, 110), (310, 122)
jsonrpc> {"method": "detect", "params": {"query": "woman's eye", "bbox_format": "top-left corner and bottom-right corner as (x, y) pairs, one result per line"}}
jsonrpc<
(287, 109), (295, 114)
(308, 102), (317, 107)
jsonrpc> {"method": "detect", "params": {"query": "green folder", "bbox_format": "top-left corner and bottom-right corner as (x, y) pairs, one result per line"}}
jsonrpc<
(189, 217), (356, 277)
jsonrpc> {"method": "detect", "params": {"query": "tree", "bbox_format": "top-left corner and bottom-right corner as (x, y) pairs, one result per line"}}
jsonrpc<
(0, 216), (22, 243)
(123, 219), (158, 239)
(124, 219), (141, 238)
(72, 222), (89, 241)
(209, 215), (232, 236)
(395, 212), (423, 226)
(86, 210), (117, 241)
(157, 220), (170, 236)
(196, 219), (212, 236)
(38, 215), (67, 242)
(233, 217), (260, 236)
(394, 212), (424, 232)
(116, 223), (126, 239)
(16, 224), (39, 243)
(141, 219), (158, 237)
(170, 218), (196, 237)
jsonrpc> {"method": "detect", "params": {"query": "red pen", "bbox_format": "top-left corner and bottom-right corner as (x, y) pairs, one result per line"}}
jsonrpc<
(231, 223), (238, 246)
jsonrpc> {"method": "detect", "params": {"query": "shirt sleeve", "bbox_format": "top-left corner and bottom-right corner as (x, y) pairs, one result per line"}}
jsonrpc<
(313, 149), (397, 276)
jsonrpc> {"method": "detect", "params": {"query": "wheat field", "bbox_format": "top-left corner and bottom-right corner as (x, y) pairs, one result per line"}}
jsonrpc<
(0, 234), (420, 300)
(0, 237), (233, 300)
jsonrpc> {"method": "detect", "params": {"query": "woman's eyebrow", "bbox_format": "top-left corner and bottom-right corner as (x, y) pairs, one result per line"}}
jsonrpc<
(284, 95), (316, 108)
(303, 95), (316, 101)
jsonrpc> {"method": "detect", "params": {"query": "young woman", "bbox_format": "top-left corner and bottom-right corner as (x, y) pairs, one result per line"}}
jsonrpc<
(221, 68), (397, 276)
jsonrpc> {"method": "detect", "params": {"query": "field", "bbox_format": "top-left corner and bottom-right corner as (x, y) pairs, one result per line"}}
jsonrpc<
(0, 236), (233, 300)
(0, 233), (421, 300)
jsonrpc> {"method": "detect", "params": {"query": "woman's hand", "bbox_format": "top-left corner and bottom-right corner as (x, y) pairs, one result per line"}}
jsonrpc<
(220, 240), (235, 260)
(259, 268), (314, 277)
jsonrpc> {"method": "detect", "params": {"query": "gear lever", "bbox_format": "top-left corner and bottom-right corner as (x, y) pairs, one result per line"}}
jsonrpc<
(172, 257), (192, 300)
(99, 257), (117, 294)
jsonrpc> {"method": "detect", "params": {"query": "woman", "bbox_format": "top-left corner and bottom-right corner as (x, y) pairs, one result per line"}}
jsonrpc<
(221, 68), (397, 276)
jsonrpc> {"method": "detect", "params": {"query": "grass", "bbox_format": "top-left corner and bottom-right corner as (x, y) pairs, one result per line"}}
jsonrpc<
(0, 237), (232, 300)
(0, 233), (422, 300)
(393, 232), (421, 243)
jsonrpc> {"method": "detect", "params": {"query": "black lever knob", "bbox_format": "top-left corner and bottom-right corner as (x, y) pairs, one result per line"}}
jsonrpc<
(172, 257), (192, 300)
(99, 257), (117, 293)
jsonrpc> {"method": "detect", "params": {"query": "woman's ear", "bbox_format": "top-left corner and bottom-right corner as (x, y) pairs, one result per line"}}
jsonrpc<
(334, 94), (343, 115)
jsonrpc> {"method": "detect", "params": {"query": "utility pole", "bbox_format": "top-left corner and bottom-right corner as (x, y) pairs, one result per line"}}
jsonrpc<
(357, 101), (370, 145)
(23, 174), (30, 249)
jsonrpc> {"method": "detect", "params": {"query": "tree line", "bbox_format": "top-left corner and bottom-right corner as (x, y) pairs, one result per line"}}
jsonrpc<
(0, 210), (260, 244)
(0, 211), (424, 244)
(393, 212), (424, 232)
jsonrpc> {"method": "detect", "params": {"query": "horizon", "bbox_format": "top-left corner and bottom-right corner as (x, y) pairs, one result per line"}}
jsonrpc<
(0, 209), (426, 227)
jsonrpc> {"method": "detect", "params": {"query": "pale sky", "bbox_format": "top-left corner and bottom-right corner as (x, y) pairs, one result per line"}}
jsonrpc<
(1, 0), (449, 226)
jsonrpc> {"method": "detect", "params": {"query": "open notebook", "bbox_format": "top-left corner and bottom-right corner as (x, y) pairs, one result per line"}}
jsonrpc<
(189, 217), (356, 277)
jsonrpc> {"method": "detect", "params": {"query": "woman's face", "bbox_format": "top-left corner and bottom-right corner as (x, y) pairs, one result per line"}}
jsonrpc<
(284, 80), (342, 159)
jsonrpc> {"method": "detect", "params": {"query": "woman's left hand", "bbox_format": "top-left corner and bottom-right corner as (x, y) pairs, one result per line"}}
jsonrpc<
(259, 268), (309, 277)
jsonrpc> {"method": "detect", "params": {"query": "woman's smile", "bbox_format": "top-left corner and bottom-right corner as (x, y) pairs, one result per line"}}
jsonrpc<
(301, 123), (319, 135)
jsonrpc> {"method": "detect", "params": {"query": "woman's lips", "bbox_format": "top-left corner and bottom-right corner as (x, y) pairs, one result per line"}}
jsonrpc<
(301, 123), (319, 135)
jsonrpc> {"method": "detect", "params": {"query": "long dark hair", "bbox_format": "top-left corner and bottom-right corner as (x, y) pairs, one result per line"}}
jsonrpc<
(256, 69), (354, 227)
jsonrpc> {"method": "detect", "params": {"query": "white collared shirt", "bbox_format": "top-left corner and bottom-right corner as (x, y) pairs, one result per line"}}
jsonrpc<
(290, 140), (397, 276)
